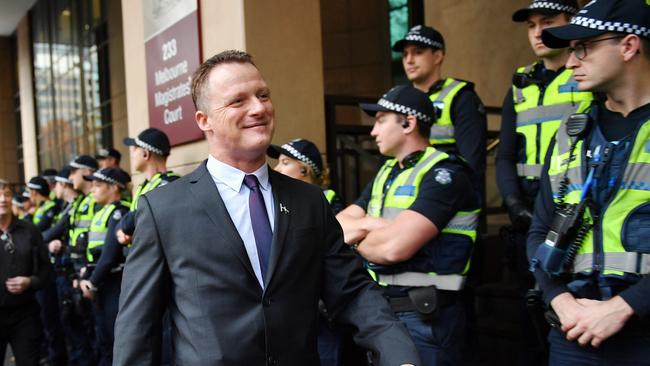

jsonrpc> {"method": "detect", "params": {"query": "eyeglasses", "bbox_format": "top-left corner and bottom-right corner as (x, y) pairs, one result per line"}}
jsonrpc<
(568, 36), (625, 60)
(1, 232), (15, 254)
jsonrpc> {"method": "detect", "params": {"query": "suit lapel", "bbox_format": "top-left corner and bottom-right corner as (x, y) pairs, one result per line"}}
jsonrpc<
(188, 162), (256, 280)
(264, 170), (291, 288)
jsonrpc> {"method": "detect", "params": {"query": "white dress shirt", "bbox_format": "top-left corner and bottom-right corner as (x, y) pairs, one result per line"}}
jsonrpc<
(206, 155), (275, 288)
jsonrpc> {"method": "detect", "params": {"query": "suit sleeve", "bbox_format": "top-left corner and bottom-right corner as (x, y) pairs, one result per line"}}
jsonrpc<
(113, 196), (170, 366)
(319, 194), (421, 366)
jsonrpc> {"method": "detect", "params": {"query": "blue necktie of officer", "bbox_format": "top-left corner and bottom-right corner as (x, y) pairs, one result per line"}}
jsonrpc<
(243, 174), (272, 281)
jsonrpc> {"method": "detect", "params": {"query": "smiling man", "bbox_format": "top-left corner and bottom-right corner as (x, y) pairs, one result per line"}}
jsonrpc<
(113, 50), (420, 366)
(526, 0), (650, 364)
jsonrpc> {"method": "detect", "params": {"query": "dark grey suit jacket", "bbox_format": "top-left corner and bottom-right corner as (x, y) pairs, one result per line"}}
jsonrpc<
(113, 162), (420, 366)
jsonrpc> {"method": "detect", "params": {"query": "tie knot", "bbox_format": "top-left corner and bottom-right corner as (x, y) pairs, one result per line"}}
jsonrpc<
(243, 174), (260, 190)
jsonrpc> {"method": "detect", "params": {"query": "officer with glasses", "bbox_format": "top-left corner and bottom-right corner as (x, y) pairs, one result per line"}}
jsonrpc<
(528, 0), (650, 364)
(0, 179), (52, 366)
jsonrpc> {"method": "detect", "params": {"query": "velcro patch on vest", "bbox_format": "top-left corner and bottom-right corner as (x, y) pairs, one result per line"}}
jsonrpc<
(394, 185), (416, 196)
(558, 82), (578, 93)
(645, 140), (650, 153)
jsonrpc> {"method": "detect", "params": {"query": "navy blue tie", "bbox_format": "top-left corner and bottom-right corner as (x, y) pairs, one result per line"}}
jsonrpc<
(243, 174), (272, 281)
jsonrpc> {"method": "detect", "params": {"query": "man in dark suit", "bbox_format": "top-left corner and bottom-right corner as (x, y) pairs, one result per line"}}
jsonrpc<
(113, 50), (420, 366)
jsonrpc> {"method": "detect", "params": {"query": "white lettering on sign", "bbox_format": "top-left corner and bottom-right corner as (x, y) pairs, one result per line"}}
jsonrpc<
(154, 76), (191, 107)
(164, 105), (183, 125)
(161, 38), (178, 61)
(154, 60), (188, 86)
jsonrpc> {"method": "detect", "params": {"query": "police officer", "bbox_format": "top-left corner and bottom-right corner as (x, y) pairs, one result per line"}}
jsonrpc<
(267, 138), (344, 214)
(41, 169), (59, 201)
(45, 155), (100, 366)
(26, 175), (68, 366)
(116, 128), (178, 246)
(12, 194), (30, 221)
(497, 1), (594, 362)
(77, 168), (130, 366)
(95, 148), (122, 170)
(26, 176), (59, 232)
(528, 1), (650, 364)
(393, 25), (487, 204)
(0, 179), (51, 366)
(337, 85), (480, 364)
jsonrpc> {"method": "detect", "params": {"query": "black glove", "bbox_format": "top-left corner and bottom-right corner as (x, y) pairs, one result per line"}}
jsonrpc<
(504, 193), (533, 231)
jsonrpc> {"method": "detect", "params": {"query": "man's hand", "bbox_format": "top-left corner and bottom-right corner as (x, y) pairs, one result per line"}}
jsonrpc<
(566, 296), (634, 347)
(551, 292), (583, 333)
(48, 239), (62, 254)
(116, 229), (131, 245)
(6, 276), (32, 294)
(79, 280), (96, 300)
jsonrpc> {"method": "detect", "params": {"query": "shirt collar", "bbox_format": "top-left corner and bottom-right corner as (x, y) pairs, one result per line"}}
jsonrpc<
(207, 155), (271, 192)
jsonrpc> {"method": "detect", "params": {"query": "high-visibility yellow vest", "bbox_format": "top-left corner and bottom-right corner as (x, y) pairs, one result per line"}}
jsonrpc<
(68, 194), (99, 249)
(428, 78), (469, 146)
(130, 171), (179, 212)
(513, 62), (593, 179)
(32, 200), (57, 226)
(365, 147), (480, 290)
(548, 114), (650, 278)
(87, 200), (129, 263)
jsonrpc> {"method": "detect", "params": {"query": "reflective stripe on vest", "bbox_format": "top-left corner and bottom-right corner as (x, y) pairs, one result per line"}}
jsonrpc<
(548, 114), (650, 277)
(513, 63), (593, 179)
(32, 200), (57, 225)
(373, 272), (466, 291)
(366, 147), (479, 284)
(69, 195), (98, 247)
(428, 78), (467, 145)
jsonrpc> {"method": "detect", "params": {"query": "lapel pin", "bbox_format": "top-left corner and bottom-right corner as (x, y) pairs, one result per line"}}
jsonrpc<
(280, 203), (290, 214)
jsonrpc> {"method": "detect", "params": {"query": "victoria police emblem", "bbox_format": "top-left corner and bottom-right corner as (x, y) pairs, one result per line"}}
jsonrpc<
(434, 168), (452, 184)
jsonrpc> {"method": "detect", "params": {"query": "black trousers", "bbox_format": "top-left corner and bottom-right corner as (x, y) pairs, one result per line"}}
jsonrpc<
(0, 302), (43, 366)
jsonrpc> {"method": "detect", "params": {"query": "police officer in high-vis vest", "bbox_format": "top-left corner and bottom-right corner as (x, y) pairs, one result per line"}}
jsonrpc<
(393, 25), (487, 204)
(497, 1), (593, 363)
(26, 175), (69, 366)
(528, 1), (650, 364)
(45, 155), (100, 366)
(267, 138), (344, 214)
(337, 85), (480, 365)
(77, 168), (130, 366)
(116, 128), (178, 247)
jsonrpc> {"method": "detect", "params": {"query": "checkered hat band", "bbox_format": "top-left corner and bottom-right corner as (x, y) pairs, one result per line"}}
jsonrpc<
(26, 182), (44, 190)
(93, 172), (125, 188)
(570, 16), (650, 38)
(54, 176), (72, 184)
(135, 137), (164, 155)
(69, 161), (94, 170)
(529, 2), (577, 14)
(377, 98), (433, 124)
(404, 34), (444, 49)
(282, 144), (321, 177)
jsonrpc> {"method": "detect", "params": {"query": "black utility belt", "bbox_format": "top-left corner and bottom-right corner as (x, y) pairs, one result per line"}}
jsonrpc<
(387, 286), (459, 320)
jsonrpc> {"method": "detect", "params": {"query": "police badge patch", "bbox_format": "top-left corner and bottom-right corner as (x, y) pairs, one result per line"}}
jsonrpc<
(434, 168), (452, 184)
(112, 211), (122, 220)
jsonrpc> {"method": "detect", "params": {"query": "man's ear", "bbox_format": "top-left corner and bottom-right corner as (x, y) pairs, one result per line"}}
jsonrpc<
(403, 115), (418, 134)
(621, 34), (642, 62)
(195, 110), (211, 132)
(433, 49), (445, 65)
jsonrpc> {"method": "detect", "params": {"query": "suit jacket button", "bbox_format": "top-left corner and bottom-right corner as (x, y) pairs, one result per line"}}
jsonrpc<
(263, 298), (271, 307)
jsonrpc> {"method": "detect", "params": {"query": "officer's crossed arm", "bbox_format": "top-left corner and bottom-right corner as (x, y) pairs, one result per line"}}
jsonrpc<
(356, 209), (438, 265)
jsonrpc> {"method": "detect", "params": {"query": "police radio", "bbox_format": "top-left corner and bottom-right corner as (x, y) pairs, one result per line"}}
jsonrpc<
(512, 72), (542, 89)
(531, 112), (593, 276)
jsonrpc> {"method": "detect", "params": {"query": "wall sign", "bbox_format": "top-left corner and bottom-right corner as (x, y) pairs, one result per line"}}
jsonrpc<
(144, 0), (202, 146)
